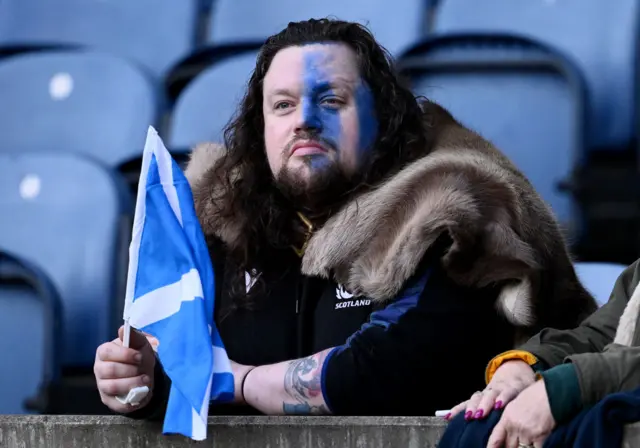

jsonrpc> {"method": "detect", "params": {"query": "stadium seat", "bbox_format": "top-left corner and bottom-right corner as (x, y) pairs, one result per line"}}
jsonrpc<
(398, 35), (586, 227)
(169, 51), (258, 150)
(0, 0), (200, 78)
(0, 152), (131, 368)
(574, 261), (628, 307)
(0, 250), (62, 414)
(431, 0), (639, 152)
(0, 51), (158, 167)
(207, 0), (428, 56)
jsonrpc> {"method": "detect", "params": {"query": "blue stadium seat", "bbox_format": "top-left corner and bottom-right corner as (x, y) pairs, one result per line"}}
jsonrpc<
(398, 35), (585, 227)
(207, 0), (428, 56)
(574, 261), (628, 307)
(0, 51), (158, 167)
(0, 250), (62, 414)
(432, 0), (639, 152)
(0, 152), (131, 368)
(169, 51), (258, 150)
(0, 0), (200, 78)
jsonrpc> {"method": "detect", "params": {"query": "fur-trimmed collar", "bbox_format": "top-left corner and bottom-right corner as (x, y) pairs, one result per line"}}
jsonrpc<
(184, 111), (595, 331)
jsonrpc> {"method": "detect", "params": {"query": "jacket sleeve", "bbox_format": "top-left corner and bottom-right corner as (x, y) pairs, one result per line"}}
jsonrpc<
(567, 342), (640, 408)
(320, 263), (515, 415)
(542, 341), (640, 421)
(516, 259), (640, 369)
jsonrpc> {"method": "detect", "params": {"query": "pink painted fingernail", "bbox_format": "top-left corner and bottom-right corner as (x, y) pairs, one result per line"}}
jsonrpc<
(464, 411), (472, 420)
(495, 401), (503, 410)
(444, 413), (451, 420)
(474, 410), (484, 419)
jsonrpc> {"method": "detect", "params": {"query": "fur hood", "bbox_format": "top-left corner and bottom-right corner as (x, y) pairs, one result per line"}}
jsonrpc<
(184, 106), (596, 332)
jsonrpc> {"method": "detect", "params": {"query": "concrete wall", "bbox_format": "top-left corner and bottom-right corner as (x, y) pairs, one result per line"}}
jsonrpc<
(0, 415), (447, 448)
(1, 415), (640, 447)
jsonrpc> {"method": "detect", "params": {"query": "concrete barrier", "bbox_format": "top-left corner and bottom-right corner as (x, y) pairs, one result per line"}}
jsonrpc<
(1, 415), (640, 447)
(0, 415), (447, 447)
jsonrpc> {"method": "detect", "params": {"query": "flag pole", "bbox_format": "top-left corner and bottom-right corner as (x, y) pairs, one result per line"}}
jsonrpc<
(122, 318), (131, 348)
(114, 127), (159, 406)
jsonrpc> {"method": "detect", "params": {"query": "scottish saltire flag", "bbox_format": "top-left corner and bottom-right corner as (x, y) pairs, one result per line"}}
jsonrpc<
(122, 126), (234, 440)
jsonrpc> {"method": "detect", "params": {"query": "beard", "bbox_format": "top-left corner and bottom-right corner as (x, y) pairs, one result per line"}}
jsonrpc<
(274, 155), (360, 212)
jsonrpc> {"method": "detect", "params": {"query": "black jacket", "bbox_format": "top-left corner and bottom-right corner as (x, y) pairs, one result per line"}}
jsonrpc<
(132, 242), (514, 418)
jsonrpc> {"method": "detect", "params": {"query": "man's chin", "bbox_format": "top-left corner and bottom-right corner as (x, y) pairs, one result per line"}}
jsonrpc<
(282, 158), (334, 185)
(275, 164), (351, 211)
(287, 153), (334, 171)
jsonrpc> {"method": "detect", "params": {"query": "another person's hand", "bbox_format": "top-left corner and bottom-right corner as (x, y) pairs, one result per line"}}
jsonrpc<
(94, 326), (156, 413)
(487, 380), (556, 448)
(448, 360), (536, 420)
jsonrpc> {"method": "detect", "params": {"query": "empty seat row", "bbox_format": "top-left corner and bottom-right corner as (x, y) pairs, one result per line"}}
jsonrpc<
(0, 51), (159, 167)
(207, 0), (428, 55)
(0, 0), (200, 79)
(0, 0), (431, 80)
(431, 0), (639, 153)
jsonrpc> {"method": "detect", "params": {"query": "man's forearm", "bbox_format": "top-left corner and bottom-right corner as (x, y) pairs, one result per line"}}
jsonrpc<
(243, 348), (334, 415)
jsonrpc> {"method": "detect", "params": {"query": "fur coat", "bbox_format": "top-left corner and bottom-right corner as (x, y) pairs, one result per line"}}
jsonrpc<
(184, 102), (597, 338)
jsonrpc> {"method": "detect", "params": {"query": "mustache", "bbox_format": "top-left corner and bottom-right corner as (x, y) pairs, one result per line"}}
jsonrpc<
(282, 133), (337, 156)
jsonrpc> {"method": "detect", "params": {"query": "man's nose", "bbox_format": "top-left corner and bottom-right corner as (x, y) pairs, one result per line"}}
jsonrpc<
(296, 99), (323, 133)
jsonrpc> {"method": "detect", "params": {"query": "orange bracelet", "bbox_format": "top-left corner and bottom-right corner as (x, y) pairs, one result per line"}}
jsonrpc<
(485, 350), (541, 384)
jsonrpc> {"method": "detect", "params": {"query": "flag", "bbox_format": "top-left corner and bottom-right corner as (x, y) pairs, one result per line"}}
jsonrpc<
(122, 126), (234, 440)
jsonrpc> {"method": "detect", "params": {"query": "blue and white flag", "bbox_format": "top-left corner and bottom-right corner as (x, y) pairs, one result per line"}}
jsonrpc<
(122, 126), (234, 440)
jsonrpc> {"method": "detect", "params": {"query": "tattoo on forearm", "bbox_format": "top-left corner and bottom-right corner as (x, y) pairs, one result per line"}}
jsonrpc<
(282, 350), (330, 415)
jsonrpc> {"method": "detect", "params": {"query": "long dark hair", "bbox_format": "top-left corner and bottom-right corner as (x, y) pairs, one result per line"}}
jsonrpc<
(201, 18), (431, 309)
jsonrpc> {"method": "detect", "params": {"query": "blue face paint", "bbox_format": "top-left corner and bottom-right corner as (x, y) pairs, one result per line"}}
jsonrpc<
(354, 81), (378, 159)
(301, 51), (343, 151)
(300, 47), (378, 170)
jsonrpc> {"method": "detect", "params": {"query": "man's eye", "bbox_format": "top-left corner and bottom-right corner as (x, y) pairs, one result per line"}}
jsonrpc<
(321, 97), (343, 108)
(274, 101), (291, 110)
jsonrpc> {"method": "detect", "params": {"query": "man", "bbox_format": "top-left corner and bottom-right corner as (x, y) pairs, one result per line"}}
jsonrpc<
(445, 260), (640, 447)
(93, 18), (596, 418)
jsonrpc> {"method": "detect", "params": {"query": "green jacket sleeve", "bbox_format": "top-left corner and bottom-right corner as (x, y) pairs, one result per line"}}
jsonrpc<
(568, 343), (640, 408)
(517, 259), (640, 369)
(541, 363), (582, 424)
(539, 342), (640, 422)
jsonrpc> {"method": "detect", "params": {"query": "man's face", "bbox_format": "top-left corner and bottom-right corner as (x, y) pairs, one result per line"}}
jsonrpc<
(262, 42), (378, 207)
